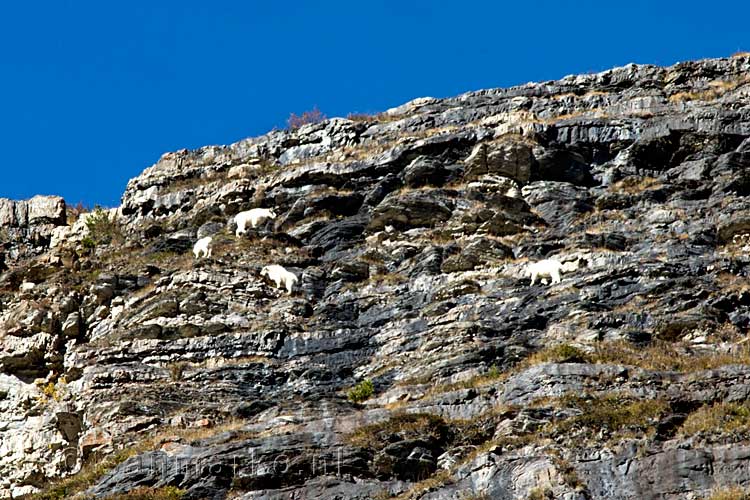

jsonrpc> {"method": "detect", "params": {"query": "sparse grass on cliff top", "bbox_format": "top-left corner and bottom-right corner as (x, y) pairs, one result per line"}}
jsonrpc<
(525, 344), (588, 365)
(669, 76), (750, 103)
(590, 340), (750, 372)
(287, 106), (326, 130)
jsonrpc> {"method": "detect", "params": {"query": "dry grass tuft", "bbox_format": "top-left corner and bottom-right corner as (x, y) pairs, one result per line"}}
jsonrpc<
(525, 344), (588, 365)
(347, 413), (449, 451)
(418, 364), (507, 397)
(706, 486), (750, 500)
(669, 77), (750, 103)
(612, 176), (661, 194)
(100, 487), (186, 500)
(591, 340), (750, 372)
(679, 402), (750, 437)
(552, 394), (669, 439)
(389, 470), (453, 500)
(716, 272), (750, 294)
(287, 106), (326, 130)
(542, 108), (609, 124)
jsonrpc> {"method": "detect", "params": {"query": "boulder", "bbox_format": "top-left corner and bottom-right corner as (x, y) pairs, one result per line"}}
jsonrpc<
(464, 137), (534, 183)
(369, 190), (454, 231)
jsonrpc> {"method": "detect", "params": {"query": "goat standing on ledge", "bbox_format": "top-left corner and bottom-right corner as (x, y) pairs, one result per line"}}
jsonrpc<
(234, 208), (277, 237)
(260, 264), (298, 295)
(193, 236), (213, 259)
(525, 257), (585, 286)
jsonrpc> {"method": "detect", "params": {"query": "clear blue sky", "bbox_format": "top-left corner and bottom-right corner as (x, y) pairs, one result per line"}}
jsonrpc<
(1, 1), (747, 206)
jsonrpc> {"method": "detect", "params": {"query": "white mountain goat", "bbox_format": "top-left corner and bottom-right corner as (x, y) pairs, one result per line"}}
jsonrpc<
(234, 208), (277, 237)
(525, 257), (584, 286)
(193, 236), (213, 259)
(260, 265), (298, 295)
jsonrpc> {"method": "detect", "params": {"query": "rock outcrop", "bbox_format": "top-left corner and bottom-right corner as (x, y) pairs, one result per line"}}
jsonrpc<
(0, 195), (67, 267)
(3, 55), (750, 499)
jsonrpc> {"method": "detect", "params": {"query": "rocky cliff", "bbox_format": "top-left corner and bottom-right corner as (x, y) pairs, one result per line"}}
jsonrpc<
(3, 55), (750, 499)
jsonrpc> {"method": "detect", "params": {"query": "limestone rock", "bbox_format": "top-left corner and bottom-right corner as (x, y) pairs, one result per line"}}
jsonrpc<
(5, 56), (750, 500)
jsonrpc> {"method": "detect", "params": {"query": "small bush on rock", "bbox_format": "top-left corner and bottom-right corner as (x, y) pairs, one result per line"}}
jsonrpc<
(81, 236), (96, 249)
(84, 206), (122, 247)
(347, 379), (374, 403)
(287, 106), (326, 130)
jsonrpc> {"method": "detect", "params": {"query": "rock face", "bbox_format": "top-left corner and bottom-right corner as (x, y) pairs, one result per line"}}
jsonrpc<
(4, 56), (750, 499)
(0, 195), (67, 267)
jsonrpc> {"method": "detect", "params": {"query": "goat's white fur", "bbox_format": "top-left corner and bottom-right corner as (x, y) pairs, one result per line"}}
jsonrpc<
(260, 264), (298, 295)
(234, 208), (277, 236)
(525, 257), (585, 286)
(193, 236), (213, 259)
(561, 260), (582, 274)
(526, 259), (563, 285)
(525, 257), (586, 285)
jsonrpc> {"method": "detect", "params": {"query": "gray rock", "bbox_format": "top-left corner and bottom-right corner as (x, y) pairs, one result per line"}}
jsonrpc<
(8, 56), (750, 500)
(369, 190), (454, 231)
(464, 137), (534, 183)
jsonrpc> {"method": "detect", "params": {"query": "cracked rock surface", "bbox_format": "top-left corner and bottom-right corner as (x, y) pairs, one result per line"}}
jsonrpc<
(3, 56), (750, 499)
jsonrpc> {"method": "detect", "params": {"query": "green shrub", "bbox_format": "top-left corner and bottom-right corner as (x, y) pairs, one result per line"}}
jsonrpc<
(347, 379), (375, 403)
(81, 236), (96, 249)
(84, 206), (122, 247)
(487, 364), (501, 378)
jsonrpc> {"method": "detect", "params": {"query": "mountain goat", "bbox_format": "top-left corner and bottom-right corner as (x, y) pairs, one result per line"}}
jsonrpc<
(525, 257), (584, 286)
(235, 208), (277, 237)
(260, 265), (298, 295)
(193, 236), (213, 259)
